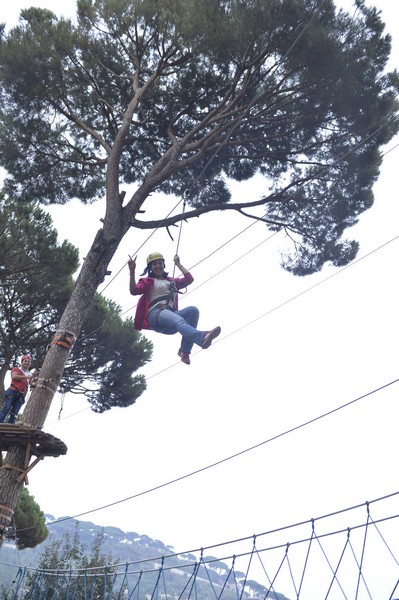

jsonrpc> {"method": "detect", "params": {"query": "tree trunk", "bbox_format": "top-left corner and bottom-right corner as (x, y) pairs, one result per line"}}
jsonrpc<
(0, 446), (25, 544)
(0, 363), (8, 399)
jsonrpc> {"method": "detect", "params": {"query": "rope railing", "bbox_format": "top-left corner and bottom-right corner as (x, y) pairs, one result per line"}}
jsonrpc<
(4, 491), (399, 599)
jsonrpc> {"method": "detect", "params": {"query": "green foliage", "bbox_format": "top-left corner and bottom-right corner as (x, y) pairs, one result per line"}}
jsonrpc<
(0, 192), (79, 385)
(10, 488), (48, 550)
(0, 193), (153, 410)
(62, 296), (152, 412)
(0, 0), (398, 273)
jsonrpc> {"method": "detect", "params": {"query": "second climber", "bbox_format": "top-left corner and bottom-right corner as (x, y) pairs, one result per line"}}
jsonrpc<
(128, 252), (221, 365)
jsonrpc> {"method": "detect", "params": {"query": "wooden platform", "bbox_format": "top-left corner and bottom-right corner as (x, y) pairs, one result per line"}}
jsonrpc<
(0, 423), (67, 483)
(0, 423), (67, 458)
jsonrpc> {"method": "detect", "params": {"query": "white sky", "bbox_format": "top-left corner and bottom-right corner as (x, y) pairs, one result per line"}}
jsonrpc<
(1, 0), (399, 595)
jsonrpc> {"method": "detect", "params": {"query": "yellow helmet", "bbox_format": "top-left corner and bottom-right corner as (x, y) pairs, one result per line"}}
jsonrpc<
(146, 252), (165, 265)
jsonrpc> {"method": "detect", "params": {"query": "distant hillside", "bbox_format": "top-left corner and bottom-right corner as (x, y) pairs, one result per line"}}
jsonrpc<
(0, 515), (289, 599)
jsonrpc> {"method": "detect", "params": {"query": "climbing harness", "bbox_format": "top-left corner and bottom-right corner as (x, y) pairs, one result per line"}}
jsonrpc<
(148, 281), (178, 333)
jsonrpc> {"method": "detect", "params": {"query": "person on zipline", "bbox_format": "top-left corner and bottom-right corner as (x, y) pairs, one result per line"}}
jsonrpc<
(128, 252), (221, 365)
(0, 355), (33, 423)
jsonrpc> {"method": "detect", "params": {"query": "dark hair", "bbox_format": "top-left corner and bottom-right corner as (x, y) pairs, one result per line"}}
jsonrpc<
(149, 269), (168, 278)
(141, 261), (168, 278)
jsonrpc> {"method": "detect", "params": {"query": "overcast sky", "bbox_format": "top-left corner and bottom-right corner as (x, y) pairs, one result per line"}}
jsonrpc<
(1, 1), (399, 596)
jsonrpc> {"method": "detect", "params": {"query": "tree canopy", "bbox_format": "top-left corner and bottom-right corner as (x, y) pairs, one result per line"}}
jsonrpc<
(0, 193), (79, 393)
(0, 0), (397, 273)
(0, 194), (152, 411)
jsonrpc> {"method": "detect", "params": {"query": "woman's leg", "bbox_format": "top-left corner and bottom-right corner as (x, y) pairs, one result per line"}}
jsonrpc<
(175, 307), (221, 353)
(175, 306), (200, 354)
(148, 307), (221, 364)
(149, 307), (205, 352)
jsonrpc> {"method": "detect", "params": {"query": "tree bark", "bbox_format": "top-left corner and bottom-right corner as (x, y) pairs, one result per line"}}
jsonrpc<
(0, 447), (25, 545)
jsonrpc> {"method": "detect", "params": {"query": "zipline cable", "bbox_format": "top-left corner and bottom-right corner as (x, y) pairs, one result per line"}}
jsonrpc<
(144, 231), (399, 379)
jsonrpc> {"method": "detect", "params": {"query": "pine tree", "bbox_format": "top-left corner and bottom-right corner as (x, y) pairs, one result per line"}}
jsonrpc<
(9, 488), (48, 550)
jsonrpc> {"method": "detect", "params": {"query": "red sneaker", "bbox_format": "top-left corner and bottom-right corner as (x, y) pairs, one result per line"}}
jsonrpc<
(178, 351), (191, 365)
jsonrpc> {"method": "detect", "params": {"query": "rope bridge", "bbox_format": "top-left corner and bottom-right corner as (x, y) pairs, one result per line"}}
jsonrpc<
(5, 491), (399, 599)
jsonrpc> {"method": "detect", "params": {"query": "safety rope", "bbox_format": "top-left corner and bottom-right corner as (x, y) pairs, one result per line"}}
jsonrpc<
(172, 195), (187, 278)
(58, 392), (66, 420)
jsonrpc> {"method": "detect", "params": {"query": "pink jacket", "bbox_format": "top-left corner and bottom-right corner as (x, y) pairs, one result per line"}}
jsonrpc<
(131, 273), (194, 330)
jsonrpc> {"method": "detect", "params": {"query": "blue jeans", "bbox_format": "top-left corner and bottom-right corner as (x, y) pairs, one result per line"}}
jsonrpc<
(148, 306), (205, 354)
(0, 389), (25, 423)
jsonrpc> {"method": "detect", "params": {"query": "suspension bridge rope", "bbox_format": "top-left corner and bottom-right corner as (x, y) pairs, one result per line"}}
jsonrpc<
(4, 491), (399, 599)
